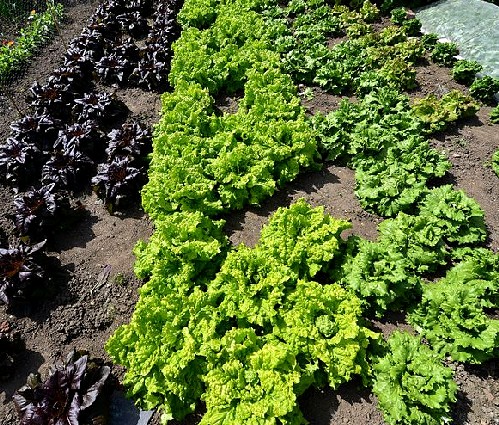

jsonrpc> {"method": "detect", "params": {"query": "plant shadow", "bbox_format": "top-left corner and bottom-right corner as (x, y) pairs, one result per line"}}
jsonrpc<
(223, 167), (341, 240)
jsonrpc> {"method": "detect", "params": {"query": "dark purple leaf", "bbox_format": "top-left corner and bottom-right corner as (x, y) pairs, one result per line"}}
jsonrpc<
(86, 18), (120, 42)
(68, 32), (104, 63)
(28, 82), (74, 119)
(63, 47), (94, 76)
(0, 137), (40, 186)
(95, 54), (131, 86)
(42, 145), (94, 190)
(73, 92), (113, 123)
(125, 0), (153, 15)
(106, 122), (151, 158)
(111, 38), (140, 62)
(10, 114), (61, 152)
(14, 350), (110, 425)
(48, 67), (86, 94)
(54, 121), (104, 159)
(92, 155), (145, 207)
(116, 11), (150, 38)
(14, 184), (57, 236)
(81, 365), (110, 410)
(0, 241), (45, 304)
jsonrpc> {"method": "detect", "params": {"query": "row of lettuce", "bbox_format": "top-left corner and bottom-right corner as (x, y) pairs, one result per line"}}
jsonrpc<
(106, 0), (499, 424)
(0, 1), (63, 87)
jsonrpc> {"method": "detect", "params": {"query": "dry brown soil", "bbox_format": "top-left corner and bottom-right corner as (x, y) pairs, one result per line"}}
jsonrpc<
(0, 2), (498, 424)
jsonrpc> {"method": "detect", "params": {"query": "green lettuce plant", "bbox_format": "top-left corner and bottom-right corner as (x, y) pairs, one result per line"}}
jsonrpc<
(417, 185), (487, 246)
(390, 7), (407, 25)
(431, 42), (459, 67)
(372, 331), (457, 425)
(452, 59), (483, 85)
(409, 252), (499, 363)
(107, 201), (378, 424)
(492, 149), (499, 177)
(337, 237), (422, 317)
(421, 33), (438, 50)
(411, 90), (479, 134)
(469, 75), (499, 104)
(490, 105), (499, 124)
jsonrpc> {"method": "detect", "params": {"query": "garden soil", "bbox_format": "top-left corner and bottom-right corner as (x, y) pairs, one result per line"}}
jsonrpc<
(0, 2), (498, 424)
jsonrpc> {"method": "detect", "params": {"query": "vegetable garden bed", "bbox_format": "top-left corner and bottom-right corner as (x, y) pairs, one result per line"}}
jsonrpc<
(0, 0), (498, 424)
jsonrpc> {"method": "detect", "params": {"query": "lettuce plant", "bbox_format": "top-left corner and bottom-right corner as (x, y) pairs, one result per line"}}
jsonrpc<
(73, 92), (115, 123)
(417, 185), (486, 246)
(29, 81), (74, 118)
(67, 33), (104, 63)
(54, 121), (104, 159)
(0, 137), (40, 187)
(14, 184), (57, 239)
(354, 136), (450, 217)
(411, 90), (479, 135)
(390, 7), (407, 25)
(107, 202), (378, 423)
(111, 38), (140, 62)
(10, 113), (61, 153)
(63, 46), (95, 76)
(452, 59), (483, 85)
(0, 241), (45, 304)
(42, 145), (94, 190)
(105, 122), (151, 159)
(338, 237), (422, 317)
(116, 11), (150, 37)
(130, 54), (169, 91)
(92, 156), (145, 209)
(492, 150), (499, 177)
(491, 105), (499, 124)
(431, 42), (459, 67)
(372, 331), (457, 425)
(48, 66), (86, 95)
(408, 252), (499, 364)
(13, 350), (110, 425)
(402, 18), (421, 36)
(421, 33), (438, 50)
(469, 75), (499, 104)
(95, 54), (132, 86)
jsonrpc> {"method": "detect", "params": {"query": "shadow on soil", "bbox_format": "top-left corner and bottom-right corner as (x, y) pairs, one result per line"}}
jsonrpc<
(0, 349), (45, 402)
(223, 167), (340, 237)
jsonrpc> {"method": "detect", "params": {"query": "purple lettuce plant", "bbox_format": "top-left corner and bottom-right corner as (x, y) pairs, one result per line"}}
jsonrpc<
(92, 155), (145, 209)
(13, 184), (57, 238)
(0, 241), (45, 304)
(116, 11), (149, 38)
(54, 121), (104, 159)
(73, 92), (113, 123)
(42, 145), (94, 190)
(111, 38), (140, 62)
(69, 32), (105, 63)
(63, 47), (95, 76)
(105, 122), (151, 158)
(9, 114), (61, 152)
(130, 55), (168, 91)
(95, 54), (132, 86)
(29, 82), (74, 119)
(13, 350), (111, 425)
(48, 66), (86, 95)
(0, 137), (40, 186)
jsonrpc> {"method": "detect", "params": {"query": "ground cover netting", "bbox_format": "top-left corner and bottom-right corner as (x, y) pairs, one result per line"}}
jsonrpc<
(416, 0), (499, 79)
(0, 0), (498, 424)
